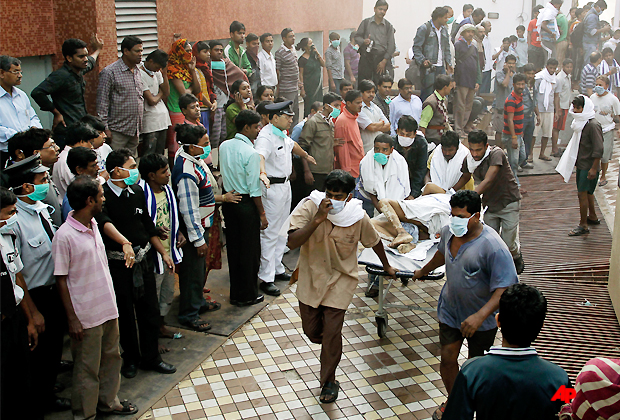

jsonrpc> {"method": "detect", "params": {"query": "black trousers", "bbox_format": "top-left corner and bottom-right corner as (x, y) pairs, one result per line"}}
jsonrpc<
(358, 51), (392, 85)
(177, 222), (207, 324)
(2, 310), (34, 419)
(222, 195), (260, 302)
(291, 158), (313, 210)
(28, 285), (66, 418)
(109, 259), (161, 366)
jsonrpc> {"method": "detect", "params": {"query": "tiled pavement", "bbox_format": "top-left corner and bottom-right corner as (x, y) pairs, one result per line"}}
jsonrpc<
(139, 273), (495, 420)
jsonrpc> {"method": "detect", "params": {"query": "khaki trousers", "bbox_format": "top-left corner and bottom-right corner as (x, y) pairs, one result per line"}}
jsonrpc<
(556, 39), (569, 67)
(485, 201), (521, 258)
(454, 86), (475, 132)
(110, 131), (139, 157)
(71, 318), (122, 420)
(299, 301), (346, 386)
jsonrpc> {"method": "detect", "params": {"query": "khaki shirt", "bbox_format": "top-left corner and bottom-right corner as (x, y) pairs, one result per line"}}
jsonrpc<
(298, 113), (335, 175)
(290, 200), (381, 310)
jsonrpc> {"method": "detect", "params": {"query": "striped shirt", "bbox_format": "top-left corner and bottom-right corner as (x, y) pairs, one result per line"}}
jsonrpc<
(580, 63), (599, 94)
(325, 46), (345, 79)
(274, 44), (299, 93)
(503, 91), (524, 136)
(96, 59), (144, 136)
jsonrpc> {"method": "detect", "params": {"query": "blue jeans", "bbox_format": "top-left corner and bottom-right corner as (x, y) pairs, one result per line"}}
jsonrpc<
(583, 43), (598, 64)
(522, 114), (535, 163)
(480, 71), (492, 94)
(502, 134), (526, 186)
(421, 66), (446, 102)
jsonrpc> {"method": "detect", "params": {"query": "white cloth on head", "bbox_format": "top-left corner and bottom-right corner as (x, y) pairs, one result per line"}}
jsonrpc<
(359, 150), (410, 201)
(430, 143), (469, 191)
(556, 96), (597, 182)
(536, 3), (560, 39)
(534, 67), (557, 111)
(466, 145), (491, 173)
(395, 193), (452, 237)
(603, 37), (620, 52)
(598, 59), (620, 89)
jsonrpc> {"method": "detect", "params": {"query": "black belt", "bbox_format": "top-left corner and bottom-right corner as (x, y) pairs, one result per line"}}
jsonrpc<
(268, 177), (289, 184)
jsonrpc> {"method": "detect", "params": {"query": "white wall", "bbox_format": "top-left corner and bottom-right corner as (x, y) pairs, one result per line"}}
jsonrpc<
(362, 0), (616, 80)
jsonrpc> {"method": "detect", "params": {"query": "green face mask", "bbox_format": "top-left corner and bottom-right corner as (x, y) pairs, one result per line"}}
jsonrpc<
(272, 125), (286, 138)
(447, 17), (455, 24)
(23, 183), (49, 202)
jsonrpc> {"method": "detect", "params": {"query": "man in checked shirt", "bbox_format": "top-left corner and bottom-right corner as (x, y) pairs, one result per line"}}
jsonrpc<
(96, 36), (144, 157)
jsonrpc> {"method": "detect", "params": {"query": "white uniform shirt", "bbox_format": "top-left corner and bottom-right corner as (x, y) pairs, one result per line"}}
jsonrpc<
(52, 146), (74, 200)
(254, 123), (295, 178)
(357, 101), (389, 153)
(0, 232), (25, 309)
(258, 49), (278, 87)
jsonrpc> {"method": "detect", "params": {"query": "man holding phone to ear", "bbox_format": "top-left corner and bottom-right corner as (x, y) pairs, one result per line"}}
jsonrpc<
(287, 169), (396, 405)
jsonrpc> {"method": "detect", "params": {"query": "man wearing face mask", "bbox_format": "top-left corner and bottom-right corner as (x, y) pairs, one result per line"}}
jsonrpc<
(453, 130), (524, 274)
(358, 134), (410, 216)
(582, 0), (610, 63)
(287, 169), (396, 404)
(95, 149), (177, 379)
(299, 92), (343, 191)
(0, 186), (39, 420)
(394, 115), (428, 198)
(413, 190), (518, 420)
(4, 154), (70, 415)
(254, 101), (317, 297)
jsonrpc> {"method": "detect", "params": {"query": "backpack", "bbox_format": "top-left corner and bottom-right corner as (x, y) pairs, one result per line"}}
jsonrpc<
(571, 22), (585, 49)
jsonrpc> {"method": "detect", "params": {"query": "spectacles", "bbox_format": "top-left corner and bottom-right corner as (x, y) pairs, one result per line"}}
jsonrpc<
(6, 70), (22, 76)
(41, 141), (58, 150)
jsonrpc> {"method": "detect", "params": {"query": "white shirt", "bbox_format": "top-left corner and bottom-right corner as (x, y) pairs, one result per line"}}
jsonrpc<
(139, 67), (172, 133)
(52, 146), (74, 200)
(0, 232), (24, 309)
(95, 143), (112, 175)
(357, 101), (389, 153)
(258, 49), (278, 87)
(389, 94), (423, 136)
(591, 92), (620, 132)
(432, 22), (443, 67)
(555, 70), (572, 109)
(254, 123), (295, 178)
(483, 36), (493, 72)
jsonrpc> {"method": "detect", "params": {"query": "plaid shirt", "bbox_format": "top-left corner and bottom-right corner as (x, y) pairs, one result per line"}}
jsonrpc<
(96, 59), (144, 136)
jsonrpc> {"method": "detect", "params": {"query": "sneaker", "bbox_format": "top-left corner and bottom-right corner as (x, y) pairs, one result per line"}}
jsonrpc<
(517, 166), (524, 172)
(521, 162), (534, 169)
(514, 253), (525, 275)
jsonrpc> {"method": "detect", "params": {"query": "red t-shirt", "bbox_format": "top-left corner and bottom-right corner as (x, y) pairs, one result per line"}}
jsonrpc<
(528, 19), (541, 47)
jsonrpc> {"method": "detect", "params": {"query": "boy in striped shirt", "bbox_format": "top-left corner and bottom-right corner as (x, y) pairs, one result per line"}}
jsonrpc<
(503, 73), (527, 190)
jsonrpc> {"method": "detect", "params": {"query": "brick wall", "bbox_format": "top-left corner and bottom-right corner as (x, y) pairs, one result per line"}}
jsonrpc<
(0, 0), (57, 57)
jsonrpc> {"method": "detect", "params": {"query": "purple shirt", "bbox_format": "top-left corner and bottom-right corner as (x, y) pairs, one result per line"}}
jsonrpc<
(52, 213), (118, 329)
(343, 43), (360, 76)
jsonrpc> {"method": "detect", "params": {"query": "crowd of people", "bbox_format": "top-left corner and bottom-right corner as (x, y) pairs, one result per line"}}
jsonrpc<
(0, 0), (618, 419)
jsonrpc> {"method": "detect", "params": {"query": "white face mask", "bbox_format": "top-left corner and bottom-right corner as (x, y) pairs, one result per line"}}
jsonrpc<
(398, 135), (415, 147)
(243, 97), (252, 104)
(329, 194), (350, 215)
(0, 213), (18, 234)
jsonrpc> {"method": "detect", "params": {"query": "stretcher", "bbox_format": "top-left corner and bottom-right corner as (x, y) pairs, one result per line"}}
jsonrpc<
(358, 241), (444, 338)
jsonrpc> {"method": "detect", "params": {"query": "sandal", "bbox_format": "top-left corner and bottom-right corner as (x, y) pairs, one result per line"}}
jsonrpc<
(100, 400), (138, 416)
(199, 301), (221, 314)
(319, 380), (339, 404)
(587, 218), (601, 225)
(432, 402), (447, 420)
(599, 180), (608, 187)
(181, 318), (211, 332)
(538, 155), (552, 161)
(568, 226), (590, 236)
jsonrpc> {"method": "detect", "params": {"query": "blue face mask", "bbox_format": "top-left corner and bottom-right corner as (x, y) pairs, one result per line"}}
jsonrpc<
(23, 183), (50, 202)
(196, 144), (211, 160)
(447, 16), (455, 24)
(272, 125), (287, 138)
(595, 85), (607, 95)
(329, 105), (341, 119)
(449, 214), (475, 237)
(374, 152), (389, 165)
(331, 40), (341, 48)
(211, 60), (225, 71)
(116, 168), (139, 186)
(352, 44), (359, 51)
(385, 97), (392, 105)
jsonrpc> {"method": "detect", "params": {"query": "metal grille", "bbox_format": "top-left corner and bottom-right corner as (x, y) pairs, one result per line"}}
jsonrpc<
(518, 175), (620, 382)
(115, 1), (158, 57)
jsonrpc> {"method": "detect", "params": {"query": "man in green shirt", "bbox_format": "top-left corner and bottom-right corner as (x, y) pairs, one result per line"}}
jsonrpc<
(224, 21), (253, 77)
(556, 12), (569, 67)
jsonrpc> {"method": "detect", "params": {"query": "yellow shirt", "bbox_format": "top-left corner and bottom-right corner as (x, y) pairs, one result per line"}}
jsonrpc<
(427, 150), (475, 191)
(290, 200), (381, 310)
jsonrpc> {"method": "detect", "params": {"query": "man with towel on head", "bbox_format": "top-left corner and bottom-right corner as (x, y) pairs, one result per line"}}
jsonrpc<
(358, 133), (410, 216)
(537, 0), (563, 60)
(287, 169), (396, 405)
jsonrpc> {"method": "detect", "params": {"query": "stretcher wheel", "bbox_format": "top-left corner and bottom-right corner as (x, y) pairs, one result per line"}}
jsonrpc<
(376, 316), (387, 338)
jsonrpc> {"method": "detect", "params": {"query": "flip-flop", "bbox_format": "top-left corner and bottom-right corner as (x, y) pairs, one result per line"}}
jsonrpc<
(538, 155), (552, 161)
(181, 318), (211, 332)
(199, 301), (221, 314)
(587, 218), (601, 225)
(99, 400), (138, 416)
(319, 381), (339, 404)
(568, 226), (590, 236)
(599, 180), (608, 187)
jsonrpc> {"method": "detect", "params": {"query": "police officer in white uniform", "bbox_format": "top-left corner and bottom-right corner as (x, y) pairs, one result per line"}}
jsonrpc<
(254, 101), (316, 296)
(4, 154), (71, 414)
